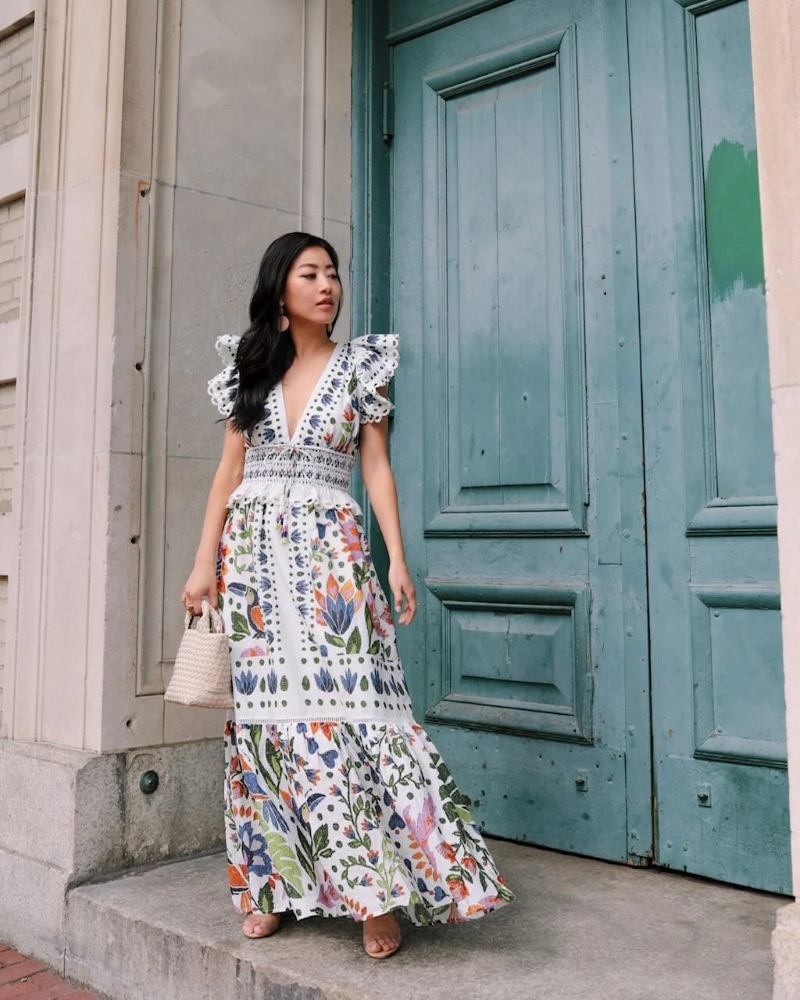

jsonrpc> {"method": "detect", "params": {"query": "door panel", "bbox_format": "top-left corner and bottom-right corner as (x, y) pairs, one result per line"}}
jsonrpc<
(390, 0), (651, 861)
(428, 29), (586, 533)
(628, 0), (789, 892)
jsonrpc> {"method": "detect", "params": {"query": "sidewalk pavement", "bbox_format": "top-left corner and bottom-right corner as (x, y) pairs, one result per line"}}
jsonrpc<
(0, 944), (102, 1000)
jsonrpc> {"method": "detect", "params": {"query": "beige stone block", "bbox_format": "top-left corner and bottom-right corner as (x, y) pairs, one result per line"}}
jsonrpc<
(0, 847), (68, 969)
(0, 736), (225, 876)
(324, 217), (352, 340)
(772, 385), (800, 873)
(12, 189), (56, 740)
(7, 195), (24, 219)
(12, 42), (32, 76)
(324, 0), (353, 226)
(30, 141), (126, 744)
(107, 173), (147, 459)
(118, 739), (225, 863)
(87, 448), (136, 739)
(35, 4), (67, 193)
(751, 2), (800, 393)
(0, 259), (20, 282)
(0, 101), (21, 132)
(118, 1), (157, 179)
(0, 63), (22, 92)
(0, 740), (94, 869)
(95, 453), (162, 754)
(162, 454), (218, 664)
(60, 7), (114, 187)
(773, 900), (800, 1000)
(175, 0), (303, 212)
(165, 186), (298, 459)
(163, 701), (229, 743)
(0, 134), (27, 201)
(7, 76), (30, 105)
(0, 514), (11, 576)
(1, 215), (23, 242)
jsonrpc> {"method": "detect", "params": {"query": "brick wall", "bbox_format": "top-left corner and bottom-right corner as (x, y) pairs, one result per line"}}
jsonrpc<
(0, 197), (23, 323)
(0, 383), (14, 516)
(0, 21), (33, 144)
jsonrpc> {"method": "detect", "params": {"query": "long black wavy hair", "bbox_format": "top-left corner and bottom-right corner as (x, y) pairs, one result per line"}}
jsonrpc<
(230, 232), (342, 435)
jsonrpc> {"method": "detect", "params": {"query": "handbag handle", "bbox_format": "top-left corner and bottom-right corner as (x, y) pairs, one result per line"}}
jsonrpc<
(184, 598), (225, 635)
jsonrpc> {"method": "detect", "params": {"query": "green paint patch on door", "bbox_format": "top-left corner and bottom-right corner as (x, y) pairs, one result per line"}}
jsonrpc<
(705, 139), (765, 301)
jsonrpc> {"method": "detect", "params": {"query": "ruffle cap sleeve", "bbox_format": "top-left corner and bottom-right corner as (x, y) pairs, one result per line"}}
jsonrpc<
(207, 333), (241, 417)
(351, 334), (399, 423)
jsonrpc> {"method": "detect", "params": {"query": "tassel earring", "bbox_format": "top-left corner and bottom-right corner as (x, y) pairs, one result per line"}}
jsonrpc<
(278, 303), (290, 333)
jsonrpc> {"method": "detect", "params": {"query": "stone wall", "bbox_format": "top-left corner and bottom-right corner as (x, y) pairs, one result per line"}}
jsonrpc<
(0, 577), (8, 719)
(0, 0), (355, 965)
(0, 12), (32, 735)
(0, 21), (32, 144)
(0, 383), (15, 515)
(0, 197), (23, 322)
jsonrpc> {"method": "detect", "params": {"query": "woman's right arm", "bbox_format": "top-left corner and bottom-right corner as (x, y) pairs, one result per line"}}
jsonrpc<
(182, 423), (246, 614)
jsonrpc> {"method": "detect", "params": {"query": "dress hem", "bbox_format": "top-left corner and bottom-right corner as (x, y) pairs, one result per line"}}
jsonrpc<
(234, 893), (513, 926)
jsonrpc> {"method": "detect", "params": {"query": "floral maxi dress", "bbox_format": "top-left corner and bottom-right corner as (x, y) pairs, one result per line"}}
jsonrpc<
(208, 333), (514, 924)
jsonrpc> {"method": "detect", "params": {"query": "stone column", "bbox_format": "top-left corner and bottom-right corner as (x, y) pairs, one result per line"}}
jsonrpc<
(749, 1), (800, 995)
(0, 0), (352, 967)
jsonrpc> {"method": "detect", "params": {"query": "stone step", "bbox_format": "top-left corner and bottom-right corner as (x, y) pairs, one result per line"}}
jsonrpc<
(64, 839), (783, 1000)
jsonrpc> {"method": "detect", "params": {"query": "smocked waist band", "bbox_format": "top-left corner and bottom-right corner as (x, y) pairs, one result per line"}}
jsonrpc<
(240, 444), (355, 493)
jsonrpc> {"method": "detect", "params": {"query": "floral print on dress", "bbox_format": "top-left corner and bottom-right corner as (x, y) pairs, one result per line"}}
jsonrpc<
(224, 720), (514, 924)
(209, 334), (513, 924)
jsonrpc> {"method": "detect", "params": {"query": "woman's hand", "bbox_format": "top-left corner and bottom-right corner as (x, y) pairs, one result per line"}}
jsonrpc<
(182, 561), (218, 615)
(388, 559), (417, 625)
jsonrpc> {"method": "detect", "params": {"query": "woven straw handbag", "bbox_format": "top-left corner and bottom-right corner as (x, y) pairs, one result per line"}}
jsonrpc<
(164, 599), (234, 709)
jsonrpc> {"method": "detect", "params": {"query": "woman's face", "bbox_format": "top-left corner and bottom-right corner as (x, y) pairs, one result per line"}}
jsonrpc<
(282, 246), (341, 330)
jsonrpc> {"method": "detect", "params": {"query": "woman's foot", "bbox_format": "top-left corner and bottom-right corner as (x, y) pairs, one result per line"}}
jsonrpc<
(242, 913), (281, 939)
(363, 914), (401, 959)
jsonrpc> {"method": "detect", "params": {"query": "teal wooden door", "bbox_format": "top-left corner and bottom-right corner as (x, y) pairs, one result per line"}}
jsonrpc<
(628, 0), (789, 892)
(387, 0), (652, 864)
(363, 0), (789, 891)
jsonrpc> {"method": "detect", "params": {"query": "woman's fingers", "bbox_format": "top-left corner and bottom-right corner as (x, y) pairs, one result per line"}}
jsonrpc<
(397, 582), (417, 625)
(182, 589), (216, 615)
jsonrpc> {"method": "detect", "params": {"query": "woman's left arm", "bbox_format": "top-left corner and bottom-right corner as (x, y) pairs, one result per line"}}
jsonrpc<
(359, 407), (417, 626)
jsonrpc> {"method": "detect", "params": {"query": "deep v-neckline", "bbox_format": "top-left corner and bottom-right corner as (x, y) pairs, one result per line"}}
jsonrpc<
(278, 343), (341, 444)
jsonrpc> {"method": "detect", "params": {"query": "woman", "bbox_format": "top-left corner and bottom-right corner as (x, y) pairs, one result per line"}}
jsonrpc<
(182, 232), (513, 959)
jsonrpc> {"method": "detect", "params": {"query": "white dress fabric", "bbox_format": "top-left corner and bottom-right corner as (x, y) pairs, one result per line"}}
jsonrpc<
(209, 334), (514, 924)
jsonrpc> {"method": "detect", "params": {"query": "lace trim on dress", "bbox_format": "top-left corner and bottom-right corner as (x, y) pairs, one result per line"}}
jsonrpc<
(350, 334), (399, 423)
(208, 333), (242, 418)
